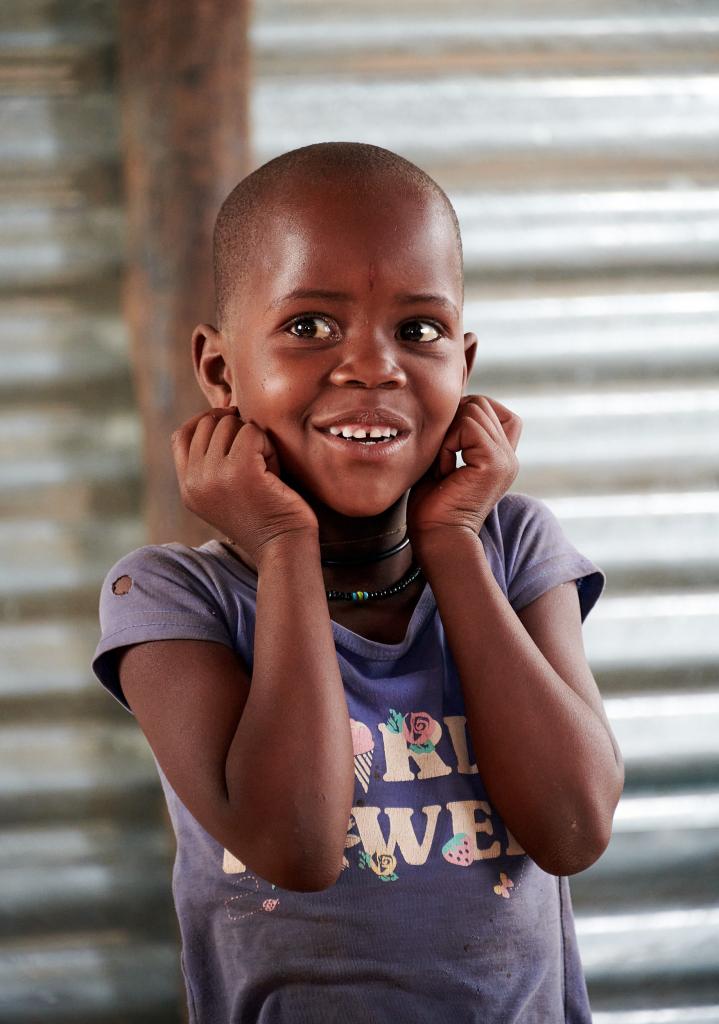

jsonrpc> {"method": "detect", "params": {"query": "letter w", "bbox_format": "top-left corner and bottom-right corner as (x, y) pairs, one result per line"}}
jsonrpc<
(351, 805), (442, 865)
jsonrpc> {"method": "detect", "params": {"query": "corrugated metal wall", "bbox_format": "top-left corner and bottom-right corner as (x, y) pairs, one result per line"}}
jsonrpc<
(2, 0), (718, 1020)
(0, 2), (184, 1021)
(250, 4), (719, 1020)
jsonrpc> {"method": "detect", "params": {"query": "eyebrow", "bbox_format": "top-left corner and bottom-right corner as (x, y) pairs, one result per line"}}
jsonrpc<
(265, 288), (459, 319)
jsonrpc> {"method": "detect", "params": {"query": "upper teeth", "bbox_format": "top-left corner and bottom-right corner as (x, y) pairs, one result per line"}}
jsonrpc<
(329, 425), (398, 438)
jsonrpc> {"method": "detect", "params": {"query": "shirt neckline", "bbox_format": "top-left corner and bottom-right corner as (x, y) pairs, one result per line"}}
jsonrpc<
(200, 539), (437, 661)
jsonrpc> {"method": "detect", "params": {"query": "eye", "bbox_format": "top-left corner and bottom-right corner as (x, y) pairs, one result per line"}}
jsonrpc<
(285, 314), (444, 344)
(286, 315), (334, 341)
(399, 320), (443, 343)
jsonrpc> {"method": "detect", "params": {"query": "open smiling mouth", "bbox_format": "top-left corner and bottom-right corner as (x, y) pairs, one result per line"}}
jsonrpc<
(316, 426), (410, 458)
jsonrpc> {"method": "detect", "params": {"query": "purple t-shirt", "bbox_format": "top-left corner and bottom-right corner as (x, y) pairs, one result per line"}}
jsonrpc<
(92, 490), (606, 1024)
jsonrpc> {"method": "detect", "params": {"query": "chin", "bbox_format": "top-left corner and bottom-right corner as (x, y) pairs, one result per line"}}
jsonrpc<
(304, 481), (401, 520)
(325, 493), (400, 519)
(334, 502), (395, 519)
(281, 460), (405, 520)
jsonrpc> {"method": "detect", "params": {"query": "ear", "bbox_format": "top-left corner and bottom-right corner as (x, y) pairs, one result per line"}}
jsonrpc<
(191, 323), (235, 408)
(462, 331), (478, 389)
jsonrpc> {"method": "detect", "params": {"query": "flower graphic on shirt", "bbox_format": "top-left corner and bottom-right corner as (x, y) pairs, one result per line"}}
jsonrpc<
(386, 708), (440, 754)
(493, 872), (514, 899)
(358, 849), (398, 882)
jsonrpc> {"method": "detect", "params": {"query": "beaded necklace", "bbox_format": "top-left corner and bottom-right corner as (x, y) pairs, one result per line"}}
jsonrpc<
(325, 562), (423, 602)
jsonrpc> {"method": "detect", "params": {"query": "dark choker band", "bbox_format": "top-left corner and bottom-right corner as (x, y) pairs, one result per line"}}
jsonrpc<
(320, 535), (410, 566)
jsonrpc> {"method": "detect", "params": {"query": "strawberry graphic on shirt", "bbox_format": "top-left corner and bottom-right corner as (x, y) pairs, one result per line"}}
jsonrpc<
(442, 832), (473, 867)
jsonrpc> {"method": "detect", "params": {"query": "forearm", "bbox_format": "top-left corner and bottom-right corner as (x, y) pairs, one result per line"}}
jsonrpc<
(419, 529), (619, 875)
(225, 531), (354, 891)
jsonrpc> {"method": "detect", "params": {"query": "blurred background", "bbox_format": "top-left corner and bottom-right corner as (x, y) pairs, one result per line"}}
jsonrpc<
(1, 1), (718, 1021)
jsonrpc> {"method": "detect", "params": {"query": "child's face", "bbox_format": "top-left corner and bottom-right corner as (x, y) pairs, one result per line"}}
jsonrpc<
(201, 180), (476, 519)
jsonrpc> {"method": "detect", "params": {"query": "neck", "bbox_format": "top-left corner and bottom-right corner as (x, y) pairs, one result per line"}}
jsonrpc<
(313, 491), (413, 593)
(226, 492), (415, 593)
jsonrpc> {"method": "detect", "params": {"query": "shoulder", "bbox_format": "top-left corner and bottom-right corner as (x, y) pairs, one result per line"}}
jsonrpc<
(94, 543), (239, 712)
(101, 542), (227, 596)
(493, 490), (555, 534)
(484, 491), (607, 622)
(98, 542), (238, 631)
(97, 539), (260, 633)
(480, 490), (554, 562)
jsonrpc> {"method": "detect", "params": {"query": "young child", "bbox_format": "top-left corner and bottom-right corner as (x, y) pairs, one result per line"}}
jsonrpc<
(92, 142), (623, 1024)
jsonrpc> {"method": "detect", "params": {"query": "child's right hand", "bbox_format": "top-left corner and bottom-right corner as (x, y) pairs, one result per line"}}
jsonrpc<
(170, 407), (319, 563)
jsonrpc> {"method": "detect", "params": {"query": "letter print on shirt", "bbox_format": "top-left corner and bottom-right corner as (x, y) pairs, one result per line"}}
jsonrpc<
(221, 709), (529, 898)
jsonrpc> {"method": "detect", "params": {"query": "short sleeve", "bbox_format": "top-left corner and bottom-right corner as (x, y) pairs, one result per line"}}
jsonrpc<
(500, 492), (606, 623)
(91, 544), (235, 714)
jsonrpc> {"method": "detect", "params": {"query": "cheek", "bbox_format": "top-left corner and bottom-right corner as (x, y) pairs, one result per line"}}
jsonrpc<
(234, 358), (303, 426)
(427, 391), (463, 444)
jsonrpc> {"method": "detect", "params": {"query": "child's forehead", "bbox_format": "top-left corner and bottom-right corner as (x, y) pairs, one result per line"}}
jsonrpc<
(217, 168), (462, 328)
(263, 182), (455, 265)
(276, 174), (438, 227)
(263, 206), (455, 291)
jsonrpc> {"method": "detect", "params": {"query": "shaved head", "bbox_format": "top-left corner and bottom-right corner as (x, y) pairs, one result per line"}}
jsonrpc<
(212, 142), (464, 331)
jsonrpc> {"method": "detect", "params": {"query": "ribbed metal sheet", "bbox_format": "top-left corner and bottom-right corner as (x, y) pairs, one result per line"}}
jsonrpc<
(1, 0), (717, 1020)
(0, 3), (183, 1022)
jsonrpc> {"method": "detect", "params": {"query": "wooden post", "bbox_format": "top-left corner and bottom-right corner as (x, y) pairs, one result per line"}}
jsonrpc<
(118, 1), (251, 545)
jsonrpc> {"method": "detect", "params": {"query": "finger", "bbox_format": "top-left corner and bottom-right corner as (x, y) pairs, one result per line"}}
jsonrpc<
(480, 395), (520, 431)
(483, 395), (514, 418)
(502, 415), (522, 451)
(170, 411), (216, 475)
(459, 398), (505, 446)
(435, 413), (486, 477)
(187, 412), (224, 460)
(479, 396), (511, 430)
(170, 425), (189, 481)
(170, 410), (210, 440)
(464, 393), (511, 426)
(189, 407), (243, 458)
(228, 421), (282, 478)
(206, 412), (245, 459)
(170, 407), (240, 485)
(475, 396), (522, 451)
(460, 415), (500, 461)
(437, 437), (457, 478)
(171, 406), (237, 439)
(170, 406), (237, 454)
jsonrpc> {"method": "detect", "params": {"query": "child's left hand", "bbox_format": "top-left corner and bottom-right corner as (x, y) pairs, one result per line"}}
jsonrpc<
(406, 395), (522, 552)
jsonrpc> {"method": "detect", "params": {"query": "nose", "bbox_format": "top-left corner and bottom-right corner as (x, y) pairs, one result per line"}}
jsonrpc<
(328, 334), (407, 389)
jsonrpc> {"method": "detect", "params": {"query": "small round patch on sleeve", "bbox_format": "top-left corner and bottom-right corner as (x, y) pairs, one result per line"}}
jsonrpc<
(112, 575), (133, 596)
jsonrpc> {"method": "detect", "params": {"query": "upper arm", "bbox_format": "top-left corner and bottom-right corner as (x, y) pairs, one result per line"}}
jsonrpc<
(118, 638), (252, 856)
(516, 580), (624, 778)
